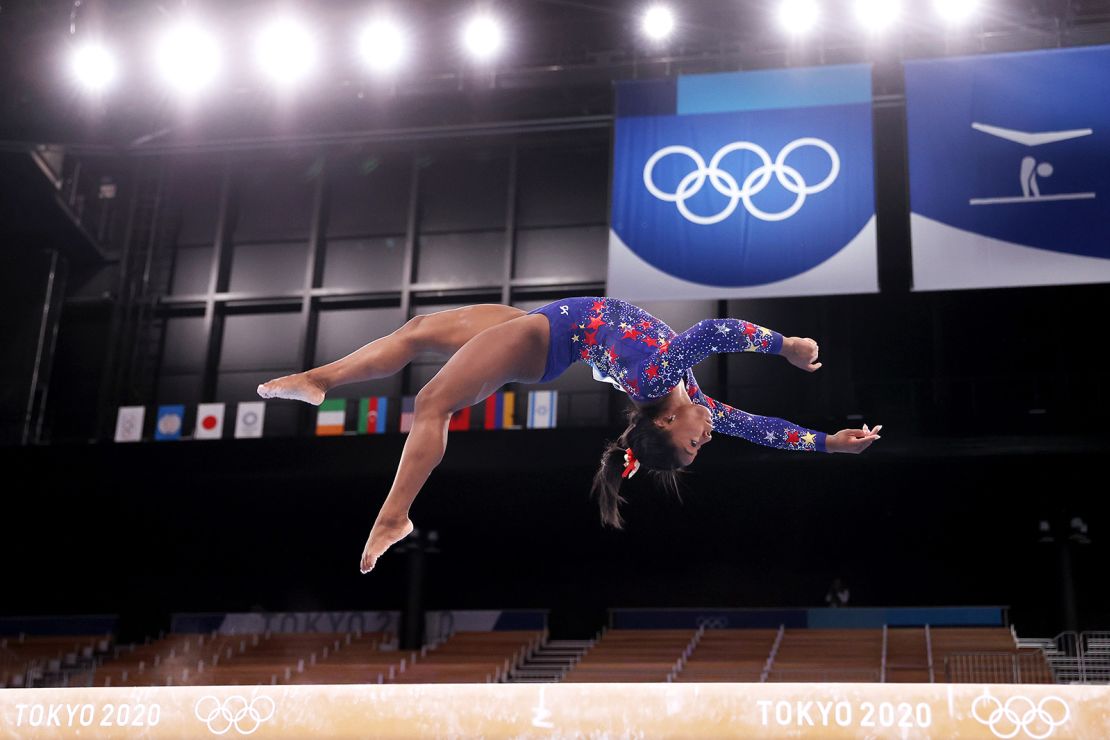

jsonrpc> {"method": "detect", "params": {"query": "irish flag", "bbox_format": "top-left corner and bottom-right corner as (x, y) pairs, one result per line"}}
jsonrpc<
(358, 397), (389, 434)
(317, 399), (347, 436)
(483, 392), (516, 430)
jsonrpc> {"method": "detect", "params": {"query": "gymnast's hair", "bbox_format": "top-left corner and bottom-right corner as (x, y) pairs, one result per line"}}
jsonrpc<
(591, 397), (684, 530)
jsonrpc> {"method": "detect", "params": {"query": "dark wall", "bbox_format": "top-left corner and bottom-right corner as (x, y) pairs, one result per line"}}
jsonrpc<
(3, 429), (1106, 638)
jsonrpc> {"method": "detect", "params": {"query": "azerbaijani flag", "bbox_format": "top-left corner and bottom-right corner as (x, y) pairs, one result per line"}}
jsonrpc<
(448, 406), (471, 431)
(483, 392), (516, 430)
(316, 399), (347, 436)
(399, 396), (416, 433)
(358, 397), (389, 434)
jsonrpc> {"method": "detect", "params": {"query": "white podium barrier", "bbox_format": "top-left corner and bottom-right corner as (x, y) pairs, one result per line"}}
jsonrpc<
(2, 682), (1107, 738)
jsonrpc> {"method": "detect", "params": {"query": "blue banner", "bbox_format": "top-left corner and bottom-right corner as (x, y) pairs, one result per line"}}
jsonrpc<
(608, 64), (878, 299)
(906, 45), (1110, 291)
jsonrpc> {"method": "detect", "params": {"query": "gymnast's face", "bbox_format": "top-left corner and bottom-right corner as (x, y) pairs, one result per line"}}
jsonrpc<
(656, 401), (714, 466)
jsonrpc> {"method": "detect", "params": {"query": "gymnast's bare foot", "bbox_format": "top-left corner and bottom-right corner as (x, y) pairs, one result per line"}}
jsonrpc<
(256, 372), (327, 406)
(359, 517), (415, 573)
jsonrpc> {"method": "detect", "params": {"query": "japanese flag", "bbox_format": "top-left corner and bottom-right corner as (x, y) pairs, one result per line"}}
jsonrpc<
(195, 403), (226, 439)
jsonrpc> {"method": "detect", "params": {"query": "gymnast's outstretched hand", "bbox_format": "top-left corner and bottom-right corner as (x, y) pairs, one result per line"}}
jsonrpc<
(827, 424), (882, 454)
(782, 336), (823, 373)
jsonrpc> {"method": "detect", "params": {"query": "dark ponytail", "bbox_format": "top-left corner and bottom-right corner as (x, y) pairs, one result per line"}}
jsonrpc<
(590, 398), (685, 529)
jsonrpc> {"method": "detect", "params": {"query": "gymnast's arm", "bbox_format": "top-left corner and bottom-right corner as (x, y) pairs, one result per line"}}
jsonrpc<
(688, 379), (879, 455)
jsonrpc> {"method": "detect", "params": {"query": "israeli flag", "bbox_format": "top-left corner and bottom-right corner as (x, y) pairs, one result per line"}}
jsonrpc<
(527, 391), (558, 429)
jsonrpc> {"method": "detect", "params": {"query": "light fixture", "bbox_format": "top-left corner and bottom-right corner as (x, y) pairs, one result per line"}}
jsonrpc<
(642, 5), (675, 41)
(255, 16), (319, 87)
(461, 14), (504, 61)
(358, 17), (408, 73)
(155, 20), (221, 96)
(777, 0), (820, 35)
(854, 0), (902, 33)
(70, 41), (118, 92)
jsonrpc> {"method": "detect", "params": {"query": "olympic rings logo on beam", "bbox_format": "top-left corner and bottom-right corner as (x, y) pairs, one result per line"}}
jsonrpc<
(194, 695), (276, 735)
(971, 693), (1070, 739)
(642, 138), (840, 223)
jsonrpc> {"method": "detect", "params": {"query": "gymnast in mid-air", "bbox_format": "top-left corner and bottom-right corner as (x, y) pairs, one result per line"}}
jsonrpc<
(257, 297), (881, 573)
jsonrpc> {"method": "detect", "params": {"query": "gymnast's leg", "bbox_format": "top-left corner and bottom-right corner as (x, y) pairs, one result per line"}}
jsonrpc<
(257, 304), (525, 405)
(359, 313), (548, 572)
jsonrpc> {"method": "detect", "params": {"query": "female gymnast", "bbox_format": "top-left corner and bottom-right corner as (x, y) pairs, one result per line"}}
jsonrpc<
(257, 297), (881, 573)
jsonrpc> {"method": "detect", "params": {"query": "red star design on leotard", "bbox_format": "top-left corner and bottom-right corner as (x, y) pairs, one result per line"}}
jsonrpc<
(580, 349), (590, 359)
(705, 396), (716, 408)
(608, 347), (619, 362)
(659, 341), (670, 353)
(688, 385), (699, 396)
(643, 337), (658, 348)
(622, 329), (641, 340)
(646, 365), (659, 379)
(587, 315), (605, 330)
(761, 339), (769, 348)
(584, 331), (599, 346)
(786, 430), (801, 445)
(639, 320), (652, 330)
(591, 300), (606, 313)
(627, 378), (639, 392)
(743, 322), (757, 337)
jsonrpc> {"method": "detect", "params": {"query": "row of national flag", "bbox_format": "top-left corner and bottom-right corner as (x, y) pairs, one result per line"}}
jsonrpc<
(114, 391), (558, 442)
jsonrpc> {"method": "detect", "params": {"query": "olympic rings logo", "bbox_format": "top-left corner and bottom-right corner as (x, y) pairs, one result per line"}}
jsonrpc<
(971, 693), (1070, 739)
(642, 138), (840, 223)
(194, 695), (276, 735)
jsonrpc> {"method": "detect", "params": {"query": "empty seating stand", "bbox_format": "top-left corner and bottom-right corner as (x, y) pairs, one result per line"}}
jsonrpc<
(0, 634), (110, 688)
(564, 630), (693, 682)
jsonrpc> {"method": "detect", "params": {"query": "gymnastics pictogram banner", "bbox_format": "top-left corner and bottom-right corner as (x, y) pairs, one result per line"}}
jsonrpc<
(608, 64), (879, 300)
(905, 45), (1110, 291)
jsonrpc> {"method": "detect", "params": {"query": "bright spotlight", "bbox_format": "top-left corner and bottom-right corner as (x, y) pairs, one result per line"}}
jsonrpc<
(358, 18), (408, 73)
(155, 21), (221, 96)
(934, 0), (980, 24)
(255, 16), (318, 87)
(854, 0), (901, 32)
(778, 0), (820, 35)
(70, 41), (117, 93)
(461, 14), (504, 61)
(642, 6), (675, 41)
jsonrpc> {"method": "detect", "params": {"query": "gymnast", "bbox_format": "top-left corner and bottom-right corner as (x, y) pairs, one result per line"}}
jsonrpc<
(257, 297), (881, 573)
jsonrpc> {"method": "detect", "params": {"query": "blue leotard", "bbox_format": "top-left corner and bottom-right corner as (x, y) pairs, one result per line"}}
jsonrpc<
(528, 296), (827, 453)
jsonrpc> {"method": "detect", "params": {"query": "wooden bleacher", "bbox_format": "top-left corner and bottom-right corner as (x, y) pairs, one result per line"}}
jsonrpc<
(0, 634), (109, 688)
(675, 628), (777, 682)
(563, 629), (692, 683)
(768, 629), (883, 682)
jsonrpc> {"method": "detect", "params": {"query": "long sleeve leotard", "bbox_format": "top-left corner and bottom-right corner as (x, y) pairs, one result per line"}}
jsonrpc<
(528, 297), (827, 453)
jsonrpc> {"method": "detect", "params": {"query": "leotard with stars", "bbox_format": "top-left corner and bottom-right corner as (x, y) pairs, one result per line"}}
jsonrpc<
(528, 296), (827, 453)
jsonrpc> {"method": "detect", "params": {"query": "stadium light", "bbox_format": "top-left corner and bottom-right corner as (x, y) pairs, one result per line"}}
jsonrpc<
(854, 0), (901, 33)
(70, 41), (117, 93)
(154, 20), (221, 96)
(934, 0), (980, 24)
(777, 0), (820, 35)
(642, 5), (675, 41)
(358, 17), (408, 73)
(255, 16), (319, 87)
(461, 14), (504, 61)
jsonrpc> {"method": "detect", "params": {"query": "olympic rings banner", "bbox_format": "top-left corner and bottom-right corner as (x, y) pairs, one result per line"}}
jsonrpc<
(4, 683), (1110, 738)
(608, 64), (879, 300)
(906, 45), (1110, 291)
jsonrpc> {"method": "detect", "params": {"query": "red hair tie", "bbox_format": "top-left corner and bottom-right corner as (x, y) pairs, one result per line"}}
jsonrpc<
(621, 447), (641, 479)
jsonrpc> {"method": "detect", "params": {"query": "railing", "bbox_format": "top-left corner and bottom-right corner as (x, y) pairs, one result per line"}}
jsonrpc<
(1020, 631), (1110, 685)
(944, 652), (1054, 684)
(759, 625), (784, 684)
(880, 624), (888, 683)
